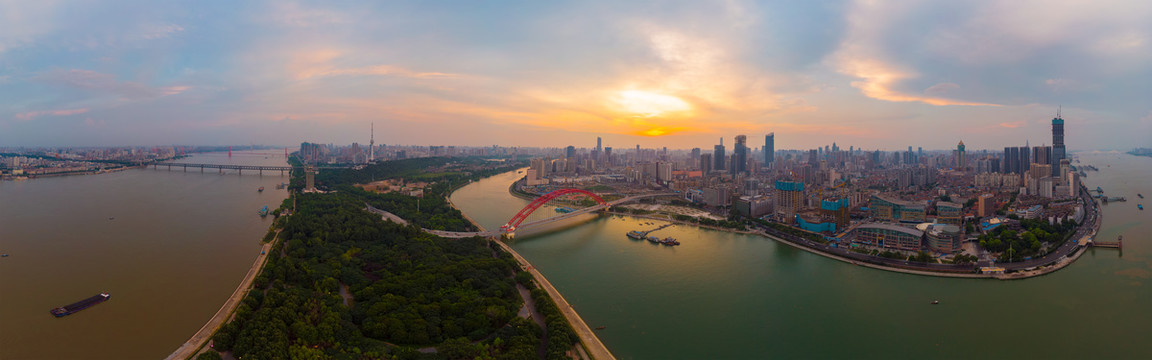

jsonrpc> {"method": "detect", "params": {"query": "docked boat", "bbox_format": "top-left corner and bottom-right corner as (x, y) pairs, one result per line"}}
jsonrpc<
(646, 236), (660, 243)
(660, 237), (681, 246)
(51, 293), (111, 317)
(626, 231), (644, 240)
(258, 206), (270, 217)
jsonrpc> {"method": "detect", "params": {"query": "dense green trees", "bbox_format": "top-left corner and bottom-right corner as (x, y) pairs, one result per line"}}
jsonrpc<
(211, 194), (539, 359)
(979, 218), (1078, 261)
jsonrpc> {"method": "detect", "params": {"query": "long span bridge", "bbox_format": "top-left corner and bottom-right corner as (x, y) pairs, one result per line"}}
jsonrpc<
(149, 162), (351, 175)
(366, 189), (680, 238)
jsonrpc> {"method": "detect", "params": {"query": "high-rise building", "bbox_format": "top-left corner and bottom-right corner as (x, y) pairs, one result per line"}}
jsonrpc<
(369, 123), (375, 162)
(713, 138), (726, 171)
(764, 133), (775, 166)
(604, 147), (612, 166)
(700, 153), (712, 174)
(977, 193), (996, 217)
(954, 141), (967, 170)
(775, 180), (804, 223)
(596, 137), (602, 153)
(1052, 111), (1065, 177)
(1019, 145), (1031, 174)
(734, 135), (748, 175)
(565, 145), (576, 159)
(690, 148), (701, 169)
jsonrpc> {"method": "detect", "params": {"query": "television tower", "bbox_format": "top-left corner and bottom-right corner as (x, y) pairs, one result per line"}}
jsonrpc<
(369, 122), (375, 162)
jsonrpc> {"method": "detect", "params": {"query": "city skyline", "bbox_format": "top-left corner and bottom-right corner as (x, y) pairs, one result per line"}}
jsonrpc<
(2, 1), (1152, 150)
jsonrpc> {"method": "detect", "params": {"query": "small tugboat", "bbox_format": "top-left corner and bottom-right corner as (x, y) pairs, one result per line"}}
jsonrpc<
(258, 186), (265, 192)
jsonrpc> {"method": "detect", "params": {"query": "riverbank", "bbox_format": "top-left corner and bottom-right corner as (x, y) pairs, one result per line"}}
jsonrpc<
(449, 178), (615, 360)
(534, 185), (1102, 281)
(166, 231), (278, 359)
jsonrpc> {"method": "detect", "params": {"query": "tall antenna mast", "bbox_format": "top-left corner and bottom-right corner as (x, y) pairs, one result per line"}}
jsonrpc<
(369, 122), (375, 162)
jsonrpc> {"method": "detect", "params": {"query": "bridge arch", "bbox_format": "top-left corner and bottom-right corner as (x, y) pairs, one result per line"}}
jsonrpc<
(502, 189), (608, 231)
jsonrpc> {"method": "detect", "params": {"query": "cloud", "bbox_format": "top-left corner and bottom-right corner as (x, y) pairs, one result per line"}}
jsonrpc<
(834, 58), (1000, 106)
(139, 23), (184, 40)
(999, 121), (1026, 128)
(84, 117), (106, 127)
(35, 69), (189, 99)
(296, 64), (462, 81)
(925, 82), (960, 95)
(15, 108), (90, 121)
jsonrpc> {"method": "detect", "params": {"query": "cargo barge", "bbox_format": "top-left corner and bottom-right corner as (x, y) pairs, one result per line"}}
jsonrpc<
(51, 293), (111, 317)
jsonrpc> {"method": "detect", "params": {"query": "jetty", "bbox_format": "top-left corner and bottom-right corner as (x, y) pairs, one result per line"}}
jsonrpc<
(1092, 235), (1123, 249)
(633, 223), (673, 237)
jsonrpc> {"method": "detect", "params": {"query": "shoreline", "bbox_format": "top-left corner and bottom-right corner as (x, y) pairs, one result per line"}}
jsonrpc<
(507, 176), (1102, 281)
(166, 234), (277, 359)
(449, 172), (616, 360)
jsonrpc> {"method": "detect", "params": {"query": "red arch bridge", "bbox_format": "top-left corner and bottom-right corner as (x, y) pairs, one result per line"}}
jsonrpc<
(370, 190), (680, 238)
(501, 189), (609, 232)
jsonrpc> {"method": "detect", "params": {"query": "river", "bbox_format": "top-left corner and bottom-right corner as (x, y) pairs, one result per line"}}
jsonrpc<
(0, 151), (289, 359)
(451, 152), (1152, 359)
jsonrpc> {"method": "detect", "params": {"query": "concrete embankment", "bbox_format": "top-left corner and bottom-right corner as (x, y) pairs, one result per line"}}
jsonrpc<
(166, 237), (276, 359)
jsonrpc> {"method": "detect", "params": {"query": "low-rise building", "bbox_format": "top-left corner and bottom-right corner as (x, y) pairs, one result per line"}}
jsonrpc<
(852, 223), (924, 251)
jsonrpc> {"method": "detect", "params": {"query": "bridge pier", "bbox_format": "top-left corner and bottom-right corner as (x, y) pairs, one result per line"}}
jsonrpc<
(200, 165), (204, 173)
(183, 165), (187, 172)
(238, 169), (242, 175)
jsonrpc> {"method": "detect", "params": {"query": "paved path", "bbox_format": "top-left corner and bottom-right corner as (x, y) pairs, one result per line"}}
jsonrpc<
(492, 240), (616, 360)
(166, 241), (274, 360)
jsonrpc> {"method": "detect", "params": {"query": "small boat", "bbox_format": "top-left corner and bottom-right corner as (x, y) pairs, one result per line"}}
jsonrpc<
(1, 254), (8, 257)
(258, 206), (270, 217)
(626, 231), (644, 240)
(108, 217), (114, 220)
(1139, 193), (1144, 199)
(258, 186), (264, 192)
(595, 326), (606, 330)
(931, 300), (939, 305)
(1140, 204), (1144, 210)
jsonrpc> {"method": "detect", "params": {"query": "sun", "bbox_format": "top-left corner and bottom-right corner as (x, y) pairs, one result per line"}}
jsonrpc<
(613, 90), (692, 117)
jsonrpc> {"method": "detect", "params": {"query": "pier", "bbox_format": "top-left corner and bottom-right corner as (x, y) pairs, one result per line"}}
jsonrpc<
(634, 223), (674, 237)
(1092, 236), (1123, 249)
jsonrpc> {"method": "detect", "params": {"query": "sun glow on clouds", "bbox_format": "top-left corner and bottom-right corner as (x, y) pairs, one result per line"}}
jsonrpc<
(613, 90), (692, 118)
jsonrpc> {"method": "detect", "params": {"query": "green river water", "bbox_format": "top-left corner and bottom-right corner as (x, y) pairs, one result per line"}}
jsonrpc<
(451, 152), (1152, 359)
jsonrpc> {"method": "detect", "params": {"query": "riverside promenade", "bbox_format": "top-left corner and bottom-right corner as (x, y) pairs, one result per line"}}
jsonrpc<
(445, 189), (615, 360)
(490, 239), (615, 360)
(166, 240), (274, 360)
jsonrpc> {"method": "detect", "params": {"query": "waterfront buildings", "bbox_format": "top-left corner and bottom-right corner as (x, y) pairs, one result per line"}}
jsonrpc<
(774, 180), (804, 223)
(936, 201), (963, 226)
(925, 224), (963, 253)
(853, 224), (924, 252)
(870, 194), (927, 223)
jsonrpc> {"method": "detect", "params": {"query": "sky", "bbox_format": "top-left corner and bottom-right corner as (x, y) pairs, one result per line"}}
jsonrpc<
(1, 0), (1151, 151)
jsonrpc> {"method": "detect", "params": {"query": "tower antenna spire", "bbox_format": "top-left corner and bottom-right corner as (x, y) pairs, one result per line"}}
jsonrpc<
(1057, 105), (1061, 118)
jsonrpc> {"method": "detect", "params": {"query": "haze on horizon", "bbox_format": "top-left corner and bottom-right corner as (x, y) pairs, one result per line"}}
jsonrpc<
(1, 0), (1151, 151)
